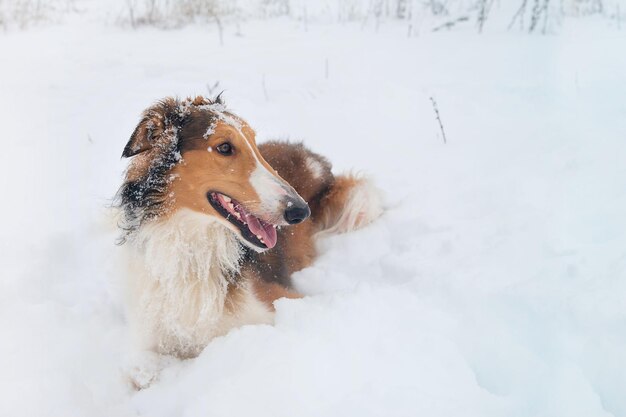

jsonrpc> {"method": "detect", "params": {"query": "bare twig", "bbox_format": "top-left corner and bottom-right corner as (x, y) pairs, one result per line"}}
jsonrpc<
(126, 0), (136, 28)
(541, 0), (550, 34)
(477, 0), (495, 33)
(528, 0), (550, 33)
(508, 0), (528, 30)
(432, 16), (469, 32)
(212, 12), (223, 46)
(529, 0), (541, 32)
(396, 0), (408, 18)
(429, 97), (447, 144)
(206, 81), (220, 96)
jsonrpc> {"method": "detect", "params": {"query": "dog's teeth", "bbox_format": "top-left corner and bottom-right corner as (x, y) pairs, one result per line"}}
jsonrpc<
(223, 195), (231, 203)
(228, 203), (234, 210)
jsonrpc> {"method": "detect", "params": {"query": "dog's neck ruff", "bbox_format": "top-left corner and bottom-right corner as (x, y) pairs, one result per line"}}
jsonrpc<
(131, 209), (243, 283)
(128, 209), (245, 356)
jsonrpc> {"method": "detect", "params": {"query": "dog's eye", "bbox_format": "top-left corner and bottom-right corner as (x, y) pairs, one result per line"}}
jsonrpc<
(216, 142), (233, 156)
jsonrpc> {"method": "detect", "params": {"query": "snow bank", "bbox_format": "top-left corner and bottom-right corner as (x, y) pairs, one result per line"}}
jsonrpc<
(0, 12), (625, 417)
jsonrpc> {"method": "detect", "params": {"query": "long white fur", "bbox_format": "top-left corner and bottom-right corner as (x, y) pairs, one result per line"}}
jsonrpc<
(319, 175), (384, 236)
(125, 209), (273, 359)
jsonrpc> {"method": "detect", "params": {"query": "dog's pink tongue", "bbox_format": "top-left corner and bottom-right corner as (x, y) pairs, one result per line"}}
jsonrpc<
(243, 212), (278, 249)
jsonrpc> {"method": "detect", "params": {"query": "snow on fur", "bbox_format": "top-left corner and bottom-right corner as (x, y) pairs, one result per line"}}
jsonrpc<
(0, 7), (625, 417)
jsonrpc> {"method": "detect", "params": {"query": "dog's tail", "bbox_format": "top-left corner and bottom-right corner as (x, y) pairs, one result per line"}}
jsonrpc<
(257, 141), (383, 237)
(314, 173), (383, 236)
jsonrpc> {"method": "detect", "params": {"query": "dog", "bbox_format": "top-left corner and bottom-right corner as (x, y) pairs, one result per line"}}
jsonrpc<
(117, 95), (382, 374)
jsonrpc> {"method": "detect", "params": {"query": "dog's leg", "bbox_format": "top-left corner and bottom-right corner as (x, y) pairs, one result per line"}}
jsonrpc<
(315, 174), (383, 236)
(124, 306), (180, 390)
(126, 350), (178, 390)
(251, 276), (303, 311)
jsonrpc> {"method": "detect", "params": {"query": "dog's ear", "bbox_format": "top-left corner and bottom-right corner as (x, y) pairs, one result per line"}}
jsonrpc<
(122, 98), (182, 158)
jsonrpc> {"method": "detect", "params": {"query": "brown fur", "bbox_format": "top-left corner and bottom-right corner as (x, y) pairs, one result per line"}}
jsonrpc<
(249, 273), (303, 310)
(316, 175), (365, 231)
(120, 96), (372, 311)
(250, 142), (340, 289)
(167, 121), (282, 222)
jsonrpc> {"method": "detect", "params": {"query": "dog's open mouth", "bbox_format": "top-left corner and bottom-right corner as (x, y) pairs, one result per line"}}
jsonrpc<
(207, 192), (278, 249)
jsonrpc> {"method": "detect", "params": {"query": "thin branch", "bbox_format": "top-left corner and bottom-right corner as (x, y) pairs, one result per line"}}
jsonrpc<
(477, 0), (495, 33)
(212, 12), (223, 46)
(432, 16), (469, 32)
(541, 0), (550, 34)
(206, 81), (220, 96)
(429, 97), (447, 144)
(508, 0), (528, 30)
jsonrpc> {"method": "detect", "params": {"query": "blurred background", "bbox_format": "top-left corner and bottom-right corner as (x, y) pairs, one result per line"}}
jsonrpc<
(0, 0), (623, 32)
(0, 0), (625, 32)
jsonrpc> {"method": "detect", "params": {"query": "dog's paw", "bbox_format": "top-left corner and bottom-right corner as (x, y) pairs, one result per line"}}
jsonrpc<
(126, 351), (177, 390)
(128, 365), (158, 391)
(331, 176), (383, 234)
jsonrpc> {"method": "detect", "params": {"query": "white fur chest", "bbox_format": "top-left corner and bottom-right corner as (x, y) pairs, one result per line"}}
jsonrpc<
(125, 209), (271, 358)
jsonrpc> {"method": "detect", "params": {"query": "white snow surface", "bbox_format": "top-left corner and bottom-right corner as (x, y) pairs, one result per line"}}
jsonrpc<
(1, 11), (626, 417)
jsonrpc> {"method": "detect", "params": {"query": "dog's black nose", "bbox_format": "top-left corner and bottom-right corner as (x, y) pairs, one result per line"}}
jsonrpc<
(284, 201), (311, 225)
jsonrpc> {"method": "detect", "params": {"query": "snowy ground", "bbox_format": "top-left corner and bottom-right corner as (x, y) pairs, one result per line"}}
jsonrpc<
(1, 7), (626, 417)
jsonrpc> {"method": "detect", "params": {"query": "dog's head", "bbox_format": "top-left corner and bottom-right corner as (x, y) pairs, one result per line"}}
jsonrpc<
(118, 95), (309, 251)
